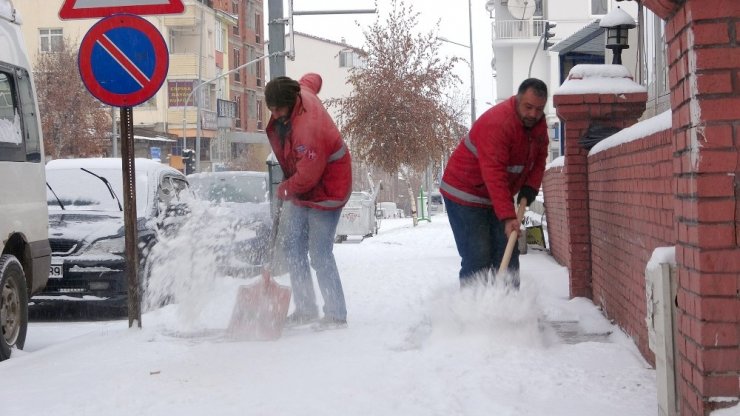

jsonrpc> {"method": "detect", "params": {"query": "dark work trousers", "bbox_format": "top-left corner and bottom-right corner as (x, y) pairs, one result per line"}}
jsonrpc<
(444, 195), (520, 288)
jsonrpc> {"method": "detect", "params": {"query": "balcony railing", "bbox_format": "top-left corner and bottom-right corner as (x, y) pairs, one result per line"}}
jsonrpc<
(493, 19), (547, 40)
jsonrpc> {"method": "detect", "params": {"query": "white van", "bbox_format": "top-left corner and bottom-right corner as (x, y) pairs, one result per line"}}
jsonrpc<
(0, 0), (51, 360)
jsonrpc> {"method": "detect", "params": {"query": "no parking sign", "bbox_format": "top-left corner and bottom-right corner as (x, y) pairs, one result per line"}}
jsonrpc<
(78, 14), (168, 107)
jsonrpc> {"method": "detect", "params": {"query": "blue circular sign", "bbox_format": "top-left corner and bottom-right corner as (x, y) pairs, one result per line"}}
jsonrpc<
(79, 14), (168, 107)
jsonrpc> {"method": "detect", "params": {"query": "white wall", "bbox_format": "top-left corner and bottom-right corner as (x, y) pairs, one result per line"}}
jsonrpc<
(285, 33), (358, 120)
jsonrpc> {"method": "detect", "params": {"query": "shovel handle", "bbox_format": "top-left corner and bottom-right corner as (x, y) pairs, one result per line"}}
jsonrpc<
(498, 200), (527, 274)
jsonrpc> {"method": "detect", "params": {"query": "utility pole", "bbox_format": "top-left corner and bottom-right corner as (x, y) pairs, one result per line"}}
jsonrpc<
(268, 0), (287, 79)
(267, 0), (375, 80)
(195, 6), (204, 172)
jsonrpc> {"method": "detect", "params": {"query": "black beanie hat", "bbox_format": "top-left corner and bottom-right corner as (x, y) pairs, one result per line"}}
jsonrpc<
(264, 76), (301, 108)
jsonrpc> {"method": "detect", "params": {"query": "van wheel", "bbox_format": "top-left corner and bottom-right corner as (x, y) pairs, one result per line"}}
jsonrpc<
(0, 255), (28, 361)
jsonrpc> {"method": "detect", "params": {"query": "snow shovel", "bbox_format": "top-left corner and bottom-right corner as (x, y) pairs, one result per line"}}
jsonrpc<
(226, 199), (291, 341)
(498, 199), (528, 274)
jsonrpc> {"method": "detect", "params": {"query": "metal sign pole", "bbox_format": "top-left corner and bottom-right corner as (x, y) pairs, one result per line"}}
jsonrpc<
(120, 106), (141, 328)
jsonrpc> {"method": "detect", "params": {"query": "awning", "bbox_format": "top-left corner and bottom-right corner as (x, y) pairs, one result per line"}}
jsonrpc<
(133, 135), (177, 143)
(225, 132), (269, 144)
(550, 20), (605, 54)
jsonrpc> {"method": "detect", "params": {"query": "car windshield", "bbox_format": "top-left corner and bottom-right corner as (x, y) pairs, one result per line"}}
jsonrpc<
(46, 167), (149, 213)
(189, 173), (267, 204)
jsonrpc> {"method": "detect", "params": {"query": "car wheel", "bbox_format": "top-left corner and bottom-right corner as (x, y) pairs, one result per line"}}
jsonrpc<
(0, 254), (28, 361)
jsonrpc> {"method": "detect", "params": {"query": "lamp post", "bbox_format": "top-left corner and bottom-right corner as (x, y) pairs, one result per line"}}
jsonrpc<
(467, 0), (476, 123)
(599, 6), (636, 65)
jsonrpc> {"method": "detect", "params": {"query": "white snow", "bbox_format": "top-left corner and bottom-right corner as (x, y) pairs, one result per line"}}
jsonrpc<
(599, 7), (636, 28)
(0, 112), (22, 144)
(646, 246), (676, 273)
(555, 64), (647, 95)
(0, 214), (669, 415)
(546, 155), (565, 169)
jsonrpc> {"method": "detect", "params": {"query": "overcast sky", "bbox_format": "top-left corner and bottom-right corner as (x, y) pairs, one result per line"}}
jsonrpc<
(288, 0), (497, 115)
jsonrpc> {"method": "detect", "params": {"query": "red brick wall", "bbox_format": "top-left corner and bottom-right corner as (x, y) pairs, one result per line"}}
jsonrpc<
(588, 129), (676, 362)
(546, 1), (740, 413)
(664, 1), (740, 413)
(542, 164), (569, 268)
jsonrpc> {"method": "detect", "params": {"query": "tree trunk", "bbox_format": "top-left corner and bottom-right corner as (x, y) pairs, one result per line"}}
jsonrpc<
(399, 170), (418, 227)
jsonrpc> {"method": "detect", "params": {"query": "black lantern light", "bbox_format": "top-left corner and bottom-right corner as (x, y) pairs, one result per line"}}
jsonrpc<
(599, 6), (636, 65)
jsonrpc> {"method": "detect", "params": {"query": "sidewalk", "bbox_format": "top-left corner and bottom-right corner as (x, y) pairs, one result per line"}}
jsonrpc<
(3, 215), (658, 416)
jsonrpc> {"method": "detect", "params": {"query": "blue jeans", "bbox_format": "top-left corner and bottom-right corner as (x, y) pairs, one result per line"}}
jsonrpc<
(444, 196), (519, 287)
(280, 201), (347, 320)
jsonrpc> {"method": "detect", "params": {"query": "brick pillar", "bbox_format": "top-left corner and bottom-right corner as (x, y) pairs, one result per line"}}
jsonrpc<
(553, 69), (646, 299)
(663, 1), (740, 414)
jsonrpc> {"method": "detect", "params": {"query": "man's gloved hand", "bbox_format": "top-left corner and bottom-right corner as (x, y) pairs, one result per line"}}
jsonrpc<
(277, 182), (290, 200)
(517, 185), (537, 207)
(504, 218), (520, 238)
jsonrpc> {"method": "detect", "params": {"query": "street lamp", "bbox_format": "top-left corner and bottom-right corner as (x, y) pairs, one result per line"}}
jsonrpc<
(467, 0), (476, 123)
(599, 6), (636, 65)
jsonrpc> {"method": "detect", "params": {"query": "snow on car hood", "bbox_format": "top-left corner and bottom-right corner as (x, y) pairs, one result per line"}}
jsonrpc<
(49, 211), (124, 242)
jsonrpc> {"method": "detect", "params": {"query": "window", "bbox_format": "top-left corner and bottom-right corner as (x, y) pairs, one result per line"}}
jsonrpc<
(233, 48), (241, 83)
(0, 71), (22, 160)
(339, 50), (366, 68)
(534, 0), (544, 18)
(232, 1), (240, 35)
(0, 66), (41, 163)
(256, 99), (264, 130)
(246, 1), (255, 30)
(247, 90), (256, 119)
(255, 13), (262, 43)
(256, 60), (263, 86)
(215, 21), (223, 52)
(642, 9), (670, 116)
(247, 46), (256, 75)
(234, 95), (241, 128)
(39, 28), (63, 53)
(591, 0), (608, 15)
(198, 84), (212, 110)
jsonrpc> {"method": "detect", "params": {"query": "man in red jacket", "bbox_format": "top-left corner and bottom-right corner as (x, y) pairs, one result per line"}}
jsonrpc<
(264, 74), (352, 329)
(440, 78), (549, 288)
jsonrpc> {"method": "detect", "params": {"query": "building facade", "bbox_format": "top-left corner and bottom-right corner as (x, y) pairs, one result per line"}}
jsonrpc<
(487, 0), (639, 160)
(17, 0), (268, 173)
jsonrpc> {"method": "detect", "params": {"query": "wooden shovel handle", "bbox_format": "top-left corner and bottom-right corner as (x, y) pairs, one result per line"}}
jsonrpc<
(498, 199), (527, 274)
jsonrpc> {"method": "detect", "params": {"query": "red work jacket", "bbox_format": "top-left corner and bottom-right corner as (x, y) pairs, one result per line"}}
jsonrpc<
(440, 95), (549, 221)
(265, 73), (352, 211)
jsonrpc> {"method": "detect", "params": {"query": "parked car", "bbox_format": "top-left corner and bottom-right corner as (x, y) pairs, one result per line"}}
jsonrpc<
(186, 171), (271, 277)
(35, 158), (189, 311)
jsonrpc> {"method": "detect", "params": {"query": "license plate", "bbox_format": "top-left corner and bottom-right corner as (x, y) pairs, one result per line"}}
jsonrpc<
(49, 262), (63, 279)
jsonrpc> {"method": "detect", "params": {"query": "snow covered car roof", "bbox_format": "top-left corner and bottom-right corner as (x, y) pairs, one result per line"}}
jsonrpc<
(46, 158), (186, 217)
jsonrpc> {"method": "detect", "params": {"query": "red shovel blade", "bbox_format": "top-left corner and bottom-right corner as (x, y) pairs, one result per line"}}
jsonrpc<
(226, 271), (292, 341)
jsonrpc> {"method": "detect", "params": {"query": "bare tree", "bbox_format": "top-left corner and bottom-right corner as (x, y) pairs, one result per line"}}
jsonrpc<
(331, 0), (462, 225)
(34, 38), (110, 159)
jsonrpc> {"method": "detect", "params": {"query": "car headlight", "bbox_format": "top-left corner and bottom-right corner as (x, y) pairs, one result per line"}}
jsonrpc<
(87, 236), (126, 255)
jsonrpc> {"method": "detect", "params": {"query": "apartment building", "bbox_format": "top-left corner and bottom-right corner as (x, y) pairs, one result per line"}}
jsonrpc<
(16, 0), (267, 172)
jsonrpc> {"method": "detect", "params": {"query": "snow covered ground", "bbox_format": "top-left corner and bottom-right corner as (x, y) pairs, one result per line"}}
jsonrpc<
(0, 214), (696, 415)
